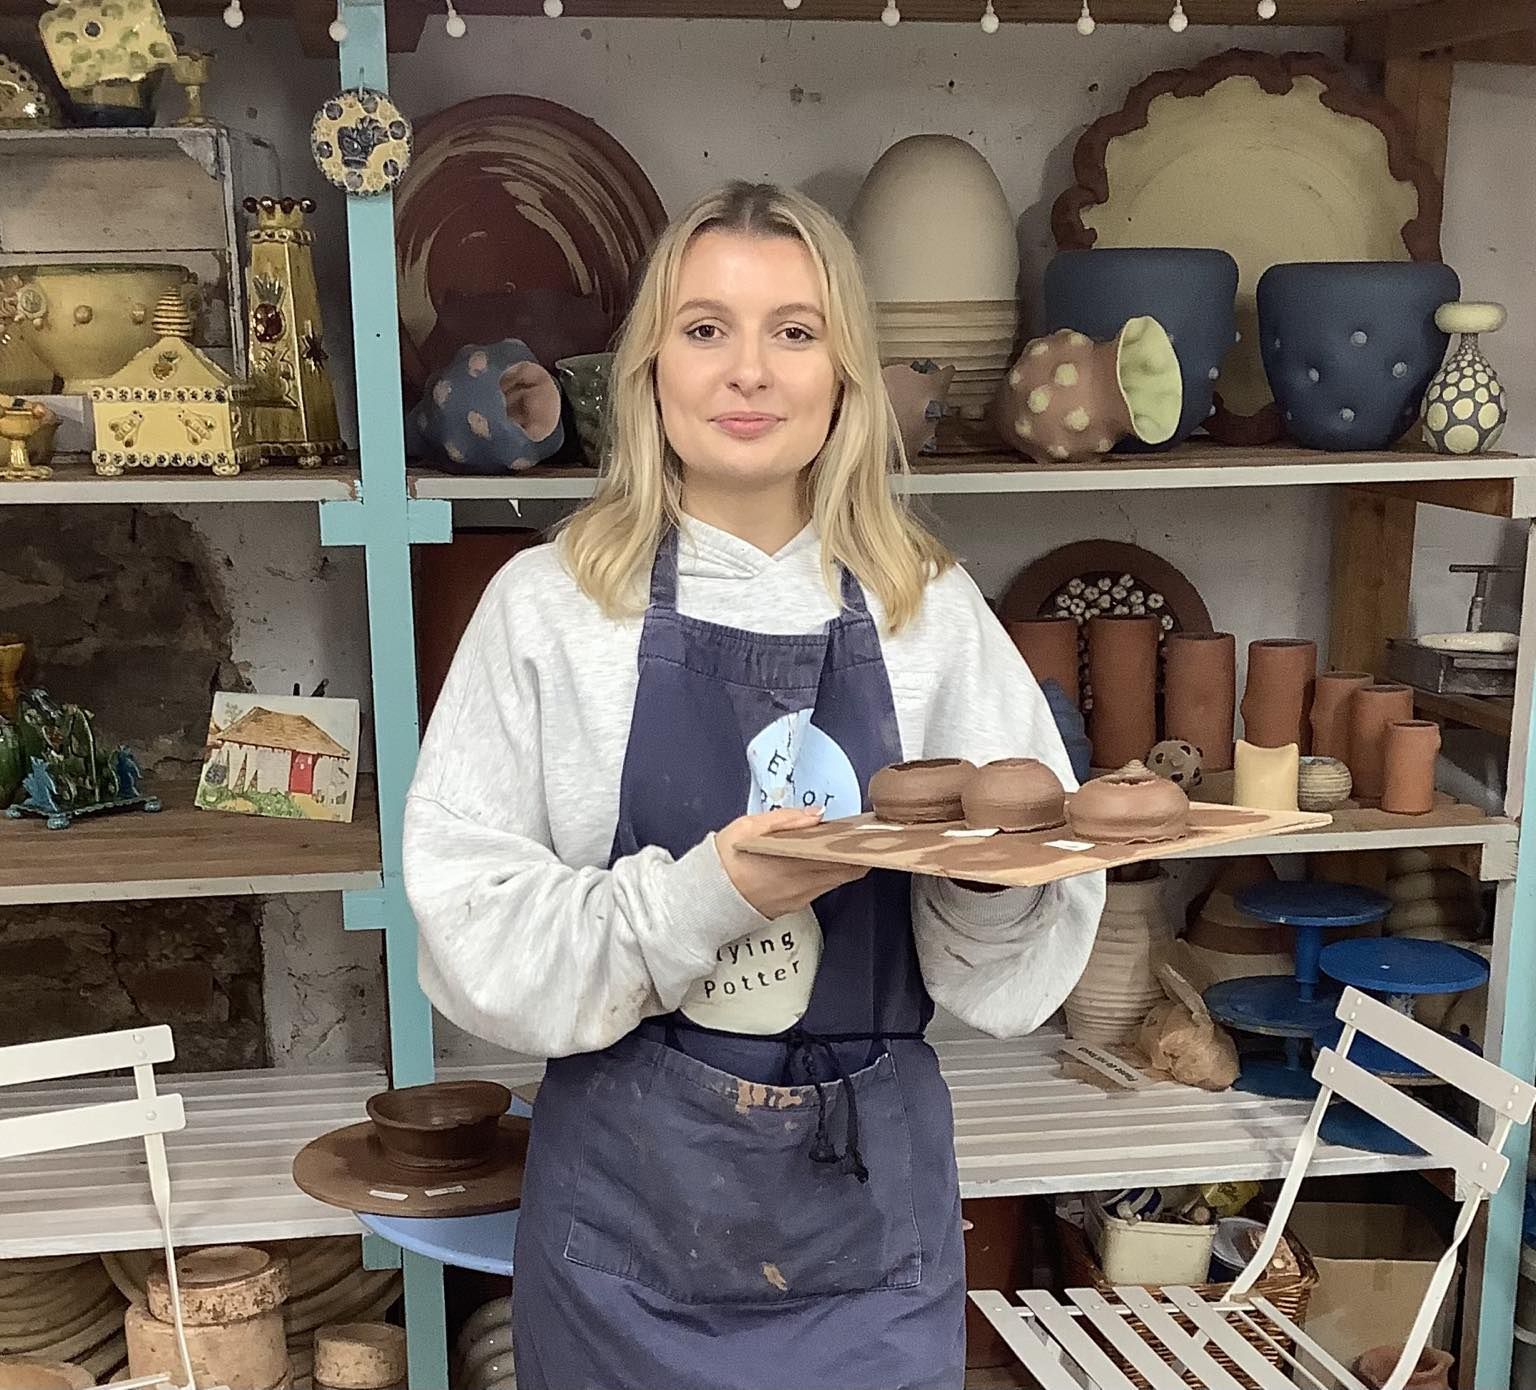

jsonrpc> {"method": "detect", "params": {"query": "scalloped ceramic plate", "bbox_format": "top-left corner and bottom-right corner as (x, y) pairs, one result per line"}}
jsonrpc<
(0, 55), (60, 128)
(1053, 50), (1441, 446)
(311, 88), (412, 197)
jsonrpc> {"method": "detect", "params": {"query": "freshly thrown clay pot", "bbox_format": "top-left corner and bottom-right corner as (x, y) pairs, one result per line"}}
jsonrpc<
(870, 758), (977, 824)
(1240, 638), (1317, 753)
(1347, 683), (1415, 802)
(1233, 740), (1299, 812)
(994, 316), (1182, 463)
(366, 1080), (512, 1171)
(1163, 631), (1236, 773)
(1086, 614), (1159, 770)
(1006, 615), (1080, 706)
(962, 758), (1067, 832)
(1067, 760), (1189, 843)
(1354, 1345), (1453, 1390)
(1381, 720), (1441, 815)
(1310, 670), (1373, 761)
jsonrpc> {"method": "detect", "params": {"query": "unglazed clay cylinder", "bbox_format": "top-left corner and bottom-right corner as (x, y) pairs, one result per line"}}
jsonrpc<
(1310, 670), (1373, 761)
(1163, 631), (1236, 772)
(1086, 615), (1158, 769)
(1233, 740), (1299, 811)
(126, 1304), (287, 1390)
(1347, 683), (1415, 802)
(1382, 720), (1441, 815)
(1240, 638), (1317, 753)
(1006, 616), (1080, 706)
(315, 1323), (408, 1389)
(147, 1246), (289, 1325)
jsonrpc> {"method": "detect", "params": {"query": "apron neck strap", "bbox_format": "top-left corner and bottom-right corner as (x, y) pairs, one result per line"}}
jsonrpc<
(648, 528), (871, 619)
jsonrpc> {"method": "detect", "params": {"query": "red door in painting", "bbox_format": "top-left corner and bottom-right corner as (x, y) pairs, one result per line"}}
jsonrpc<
(290, 752), (317, 795)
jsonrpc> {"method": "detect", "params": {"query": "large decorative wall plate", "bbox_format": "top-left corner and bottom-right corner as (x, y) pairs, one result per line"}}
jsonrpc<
(0, 54), (60, 128)
(1052, 50), (1443, 446)
(395, 94), (666, 391)
(311, 88), (412, 196)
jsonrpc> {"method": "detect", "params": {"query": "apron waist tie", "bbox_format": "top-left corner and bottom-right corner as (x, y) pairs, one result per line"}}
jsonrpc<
(661, 1016), (924, 1184)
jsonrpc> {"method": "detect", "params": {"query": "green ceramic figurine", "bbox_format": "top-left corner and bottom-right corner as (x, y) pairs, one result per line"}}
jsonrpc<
(3, 687), (160, 829)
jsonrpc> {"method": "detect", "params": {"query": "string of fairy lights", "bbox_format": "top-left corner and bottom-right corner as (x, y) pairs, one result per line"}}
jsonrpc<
(217, 0), (1278, 41)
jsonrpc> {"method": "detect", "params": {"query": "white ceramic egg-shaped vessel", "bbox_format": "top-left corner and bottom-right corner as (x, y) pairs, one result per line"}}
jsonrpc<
(850, 134), (1019, 303)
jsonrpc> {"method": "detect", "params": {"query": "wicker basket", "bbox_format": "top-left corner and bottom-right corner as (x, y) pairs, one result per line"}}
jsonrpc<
(1056, 1216), (1319, 1389)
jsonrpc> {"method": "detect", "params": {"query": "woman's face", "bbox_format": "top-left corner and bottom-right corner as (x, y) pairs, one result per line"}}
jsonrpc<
(656, 229), (839, 498)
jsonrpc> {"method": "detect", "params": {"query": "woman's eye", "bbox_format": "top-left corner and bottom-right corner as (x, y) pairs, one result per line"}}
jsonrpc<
(685, 323), (720, 342)
(781, 325), (816, 344)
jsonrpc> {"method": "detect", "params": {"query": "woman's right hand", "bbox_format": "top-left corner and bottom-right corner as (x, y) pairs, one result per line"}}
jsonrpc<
(714, 808), (870, 921)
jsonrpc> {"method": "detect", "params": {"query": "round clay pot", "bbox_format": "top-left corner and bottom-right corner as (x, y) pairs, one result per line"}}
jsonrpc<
(1163, 631), (1236, 773)
(994, 318), (1182, 462)
(1043, 247), (1239, 451)
(962, 759), (1067, 832)
(870, 758), (976, 824)
(1086, 615), (1160, 770)
(1240, 638), (1317, 753)
(1381, 720), (1441, 815)
(365, 1080), (512, 1172)
(1310, 670), (1373, 761)
(1298, 756), (1353, 811)
(1346, 683), (1415, 802)
(1353, 1344), (1453, 1389)
(1006, 616), (1080, 706)
(1064, 870), (1178, 1043)
(1067, 760), (1189, 843)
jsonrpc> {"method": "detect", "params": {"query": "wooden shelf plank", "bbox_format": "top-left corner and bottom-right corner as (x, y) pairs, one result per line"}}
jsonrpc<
(0, 785), (382, 905)
(1413, 689), (1516, 737)
(0, 456), (361, 506)
(410, 444), (1536, 511)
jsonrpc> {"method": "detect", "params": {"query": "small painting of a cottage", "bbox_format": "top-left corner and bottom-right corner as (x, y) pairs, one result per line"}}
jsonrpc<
(197, 693), (361, 823)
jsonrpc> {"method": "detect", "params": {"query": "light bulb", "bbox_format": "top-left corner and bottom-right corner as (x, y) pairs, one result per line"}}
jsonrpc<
(1076, 0), (1095, 32)
(222, 0), (244, 26)
(1257, 0), (1276, 15)
(445, 2), (466, 35)
(1168, 0), (1188, 30)
(543, 0), (563, 13)
(881, 1), (900, 23)
(980, 1), (998, 31)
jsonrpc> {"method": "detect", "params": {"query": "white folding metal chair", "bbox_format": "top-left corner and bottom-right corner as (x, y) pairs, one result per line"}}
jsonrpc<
(971, 986), (1536, 1390)
(0, 1025), (229, 1390)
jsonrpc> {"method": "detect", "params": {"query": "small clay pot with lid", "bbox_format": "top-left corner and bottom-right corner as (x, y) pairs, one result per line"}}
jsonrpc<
(962, 758), (1067, 832)
(365, 1079), (512, 1171)
(870, 758), (976, 824)
(1067, 760), (1190, 843)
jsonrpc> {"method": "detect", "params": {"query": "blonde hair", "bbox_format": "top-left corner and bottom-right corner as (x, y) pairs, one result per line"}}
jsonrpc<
(559, 180), (951, 632)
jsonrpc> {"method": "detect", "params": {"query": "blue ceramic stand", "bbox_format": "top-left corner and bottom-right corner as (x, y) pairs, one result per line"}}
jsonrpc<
(1203, 882), (1392, 1098)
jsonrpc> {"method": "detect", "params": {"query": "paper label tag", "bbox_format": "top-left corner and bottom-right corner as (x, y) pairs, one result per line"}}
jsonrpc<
(1059, 1040), (1156, 1090)
(862, 821), (906, 831)
(425, 1184), (468, 1197)
(944, 827), (998, 839)
(1046, 839), (1096, 852)
(367, 1189), (409, 1201)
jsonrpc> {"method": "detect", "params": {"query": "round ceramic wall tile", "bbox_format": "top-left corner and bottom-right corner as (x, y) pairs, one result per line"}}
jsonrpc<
(0, 55), (60, 128)
(311, 88), (411, 196)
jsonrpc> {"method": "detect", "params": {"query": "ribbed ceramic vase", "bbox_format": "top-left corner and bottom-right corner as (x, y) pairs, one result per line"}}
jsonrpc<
(1381, 720), (1441, 815)
(1347, 684), (1416, 802)
(1064, 871), (1177, 1044)
(1240, 638), (1317, 753)
(1006, 616), (1080, 707)
(1163, 631), (1236, 772)
(1086, 615), (1159, 769)
(1310, 670), (1373, 761)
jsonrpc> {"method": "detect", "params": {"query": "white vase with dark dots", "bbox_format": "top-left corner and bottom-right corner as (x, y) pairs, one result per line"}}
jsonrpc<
(1423, 302), (1508, 455)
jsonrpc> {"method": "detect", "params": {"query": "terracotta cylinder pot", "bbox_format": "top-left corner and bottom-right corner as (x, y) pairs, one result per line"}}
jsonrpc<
(1086, 615), (1159, 769)
(1347, 683), (1415, 801)
(1006, 616), (1080, 706)
(1064, 870), (1178, 1044)
(1311, 670), (1373, 760)
(1164, 631), (1236, 772)
(1382, 720), (1441, 815)
(962, 1198), (1034, 1368)
(1240, 638), (1317, 752)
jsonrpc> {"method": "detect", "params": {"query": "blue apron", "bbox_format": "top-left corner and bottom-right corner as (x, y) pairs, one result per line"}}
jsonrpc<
(512, 532), (966, 1390)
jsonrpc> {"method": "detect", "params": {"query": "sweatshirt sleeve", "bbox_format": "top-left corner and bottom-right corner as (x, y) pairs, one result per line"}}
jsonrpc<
(906, 569), (1106, 1037)
(403, 563), (769, 1059)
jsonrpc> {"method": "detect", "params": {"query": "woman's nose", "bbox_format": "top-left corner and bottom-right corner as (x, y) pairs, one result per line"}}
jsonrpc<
(726, 337), (771, 393)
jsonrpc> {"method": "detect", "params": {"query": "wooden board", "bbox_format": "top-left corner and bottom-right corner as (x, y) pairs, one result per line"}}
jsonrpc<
(0, 783), (382, 905)
(739, 804), (1332, 889)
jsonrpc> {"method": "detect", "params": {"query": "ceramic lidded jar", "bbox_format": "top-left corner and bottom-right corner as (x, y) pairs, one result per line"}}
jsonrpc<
(870, 758), (976, 824)
(1258, 261), (1461, 450)
(994, 317), (1182, 463)
(962, 758), (1067, 832)
(1422, 302), (1508, 455)
(1043, 247), (1239, 450)
(1067, 760), (1190, 843)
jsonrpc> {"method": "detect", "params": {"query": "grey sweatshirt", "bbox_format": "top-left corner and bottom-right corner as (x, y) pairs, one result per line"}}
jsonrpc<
(403, 519), (1105, 1059)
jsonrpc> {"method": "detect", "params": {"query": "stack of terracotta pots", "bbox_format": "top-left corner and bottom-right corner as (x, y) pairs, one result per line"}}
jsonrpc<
(314, 1323), (407, 1390)
(124, 1246), (291, 1390)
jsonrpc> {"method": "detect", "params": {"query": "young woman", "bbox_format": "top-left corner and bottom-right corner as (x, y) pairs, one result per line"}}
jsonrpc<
(403, 181), (1105, 1390)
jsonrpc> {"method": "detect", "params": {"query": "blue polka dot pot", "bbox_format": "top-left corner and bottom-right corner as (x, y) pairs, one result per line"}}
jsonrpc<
(1258, 260), (1460, 451)
(1043, 247), (1238, 451)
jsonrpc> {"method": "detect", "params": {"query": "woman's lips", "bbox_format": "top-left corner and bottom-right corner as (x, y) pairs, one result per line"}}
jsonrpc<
(712, 414), (782, 440)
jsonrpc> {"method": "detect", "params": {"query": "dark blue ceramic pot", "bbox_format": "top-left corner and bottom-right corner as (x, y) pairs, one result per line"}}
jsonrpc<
(1258, 261), (1461, 451)
(1043, 247), (1238, 451)
(407, 338), (565, 475)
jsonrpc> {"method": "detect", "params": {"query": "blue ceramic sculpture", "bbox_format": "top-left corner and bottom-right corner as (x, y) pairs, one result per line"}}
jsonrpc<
(1043, 248), (1238, 451)
(1258, 262), (1461, 451)
(407, 339), (565, 475)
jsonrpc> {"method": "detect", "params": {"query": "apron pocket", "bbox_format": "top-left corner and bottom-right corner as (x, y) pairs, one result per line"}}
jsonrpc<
(563, 1038), (923, 1304)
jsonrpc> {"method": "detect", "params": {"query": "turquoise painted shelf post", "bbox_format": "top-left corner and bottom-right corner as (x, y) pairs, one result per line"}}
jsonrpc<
(318, 1), (455, 1384)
